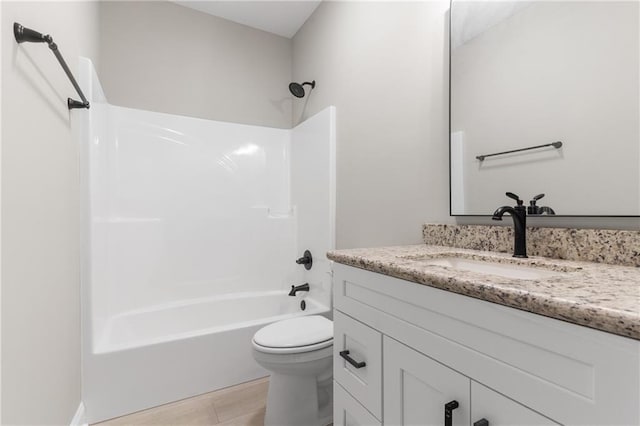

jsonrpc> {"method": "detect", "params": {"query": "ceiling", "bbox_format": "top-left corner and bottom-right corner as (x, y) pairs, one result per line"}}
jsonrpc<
(451, 1), (531, 48)
(172, 1), (322, 38)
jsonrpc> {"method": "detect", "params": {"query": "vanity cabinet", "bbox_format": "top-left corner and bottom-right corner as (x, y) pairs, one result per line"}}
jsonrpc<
(332, 263), (640, 426)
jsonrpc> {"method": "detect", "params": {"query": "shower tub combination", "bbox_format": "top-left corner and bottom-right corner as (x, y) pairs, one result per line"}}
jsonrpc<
(78, 58), (336, 422)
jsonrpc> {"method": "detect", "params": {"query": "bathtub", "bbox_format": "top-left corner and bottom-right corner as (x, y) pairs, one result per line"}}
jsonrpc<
(83, 291), (329, 423)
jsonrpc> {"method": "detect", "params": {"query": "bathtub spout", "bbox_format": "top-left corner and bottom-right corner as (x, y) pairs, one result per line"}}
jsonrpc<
(288, 283), (310, 296)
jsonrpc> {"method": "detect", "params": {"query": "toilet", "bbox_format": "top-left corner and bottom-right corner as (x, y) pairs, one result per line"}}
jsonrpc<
(252, 315), (333, 426)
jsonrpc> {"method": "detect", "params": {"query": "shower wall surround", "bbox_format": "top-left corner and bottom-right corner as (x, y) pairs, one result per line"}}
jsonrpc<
(423, 224), (640, 267)
(78, 58), (335, 421)
(90, 101), (293, 342)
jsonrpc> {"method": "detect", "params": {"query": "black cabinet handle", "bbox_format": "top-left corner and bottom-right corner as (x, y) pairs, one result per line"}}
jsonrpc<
(444, 400), (459, 426)
(473, 419), (489, 426)
(339, 350), (366, 368)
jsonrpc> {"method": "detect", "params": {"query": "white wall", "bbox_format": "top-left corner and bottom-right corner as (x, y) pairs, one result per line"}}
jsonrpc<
(99, 1), (293, 129)
(1, 1), (100, 424)
(292, 1), (453, 249)
(451, 1), (640, 216)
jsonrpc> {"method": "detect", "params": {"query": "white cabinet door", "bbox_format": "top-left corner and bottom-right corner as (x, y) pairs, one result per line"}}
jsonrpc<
(470, 382), (560, 426)
(334, 382), (381, 426)
(384, 336), (470, 426)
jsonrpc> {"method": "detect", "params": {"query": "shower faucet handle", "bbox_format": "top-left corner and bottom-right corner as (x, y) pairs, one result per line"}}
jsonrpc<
(295, 250), (313, 270)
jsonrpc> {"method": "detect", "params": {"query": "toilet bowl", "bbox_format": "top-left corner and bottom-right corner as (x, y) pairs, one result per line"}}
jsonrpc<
(252, 315), (333, 426)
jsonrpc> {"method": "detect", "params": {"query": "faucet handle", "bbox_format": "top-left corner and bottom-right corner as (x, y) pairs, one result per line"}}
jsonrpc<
(295, 250), (313, 270)
(505, 192), (523, 206)
(527, 194), (545, 214)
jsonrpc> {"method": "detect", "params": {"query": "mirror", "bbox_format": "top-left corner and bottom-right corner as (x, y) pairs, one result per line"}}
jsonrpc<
(450, 1), (639, 216)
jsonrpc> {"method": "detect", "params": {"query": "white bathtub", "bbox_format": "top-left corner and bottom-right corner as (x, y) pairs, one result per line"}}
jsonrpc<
(96, 290), (327, 354)
(84, 291), (329, 423)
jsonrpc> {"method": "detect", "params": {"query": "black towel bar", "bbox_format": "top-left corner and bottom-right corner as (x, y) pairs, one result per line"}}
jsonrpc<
(476, 141), (562, 161)
(14, 22), (90, 110)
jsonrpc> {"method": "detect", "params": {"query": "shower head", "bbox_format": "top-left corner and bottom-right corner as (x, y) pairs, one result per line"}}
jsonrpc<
(289, 80), (316, 98)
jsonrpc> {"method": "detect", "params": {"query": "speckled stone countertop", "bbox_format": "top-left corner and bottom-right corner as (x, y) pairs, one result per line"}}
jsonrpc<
(327, 245), (640, 340)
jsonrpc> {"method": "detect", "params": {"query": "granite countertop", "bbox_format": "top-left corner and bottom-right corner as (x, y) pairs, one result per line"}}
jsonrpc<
(327, 245), (640, 340)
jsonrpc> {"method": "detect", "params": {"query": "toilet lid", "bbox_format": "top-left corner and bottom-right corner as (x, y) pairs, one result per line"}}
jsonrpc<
(253, 315), (333, 349)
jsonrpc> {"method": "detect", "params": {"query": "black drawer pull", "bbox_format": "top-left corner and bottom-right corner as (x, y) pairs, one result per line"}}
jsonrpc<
(474, 419), (489, 426)
(339, 350), (366, 368)
(444, 400), (459, 426)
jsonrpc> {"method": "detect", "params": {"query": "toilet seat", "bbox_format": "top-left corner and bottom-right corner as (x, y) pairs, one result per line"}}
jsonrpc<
(253, 315), (333, 354)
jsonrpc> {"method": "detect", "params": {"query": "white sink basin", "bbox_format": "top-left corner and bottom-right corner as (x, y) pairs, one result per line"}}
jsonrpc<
(419, 257), (563, 280)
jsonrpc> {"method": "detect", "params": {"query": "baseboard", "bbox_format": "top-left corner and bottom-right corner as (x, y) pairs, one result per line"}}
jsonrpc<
(70, 402), (87, 426)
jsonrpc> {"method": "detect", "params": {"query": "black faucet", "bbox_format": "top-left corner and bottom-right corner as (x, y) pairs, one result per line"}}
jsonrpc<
(288, 283), (310, 296)
(492, 192), (528, 258)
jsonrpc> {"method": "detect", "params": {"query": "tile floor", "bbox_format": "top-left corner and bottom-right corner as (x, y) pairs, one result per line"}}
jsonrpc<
(94, 377), (269, 426)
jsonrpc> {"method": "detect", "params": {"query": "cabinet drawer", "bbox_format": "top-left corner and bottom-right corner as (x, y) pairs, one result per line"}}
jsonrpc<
(471, 381), (559, 426)
(334, 310), (382, 420)
(334, 382), (381, 426)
